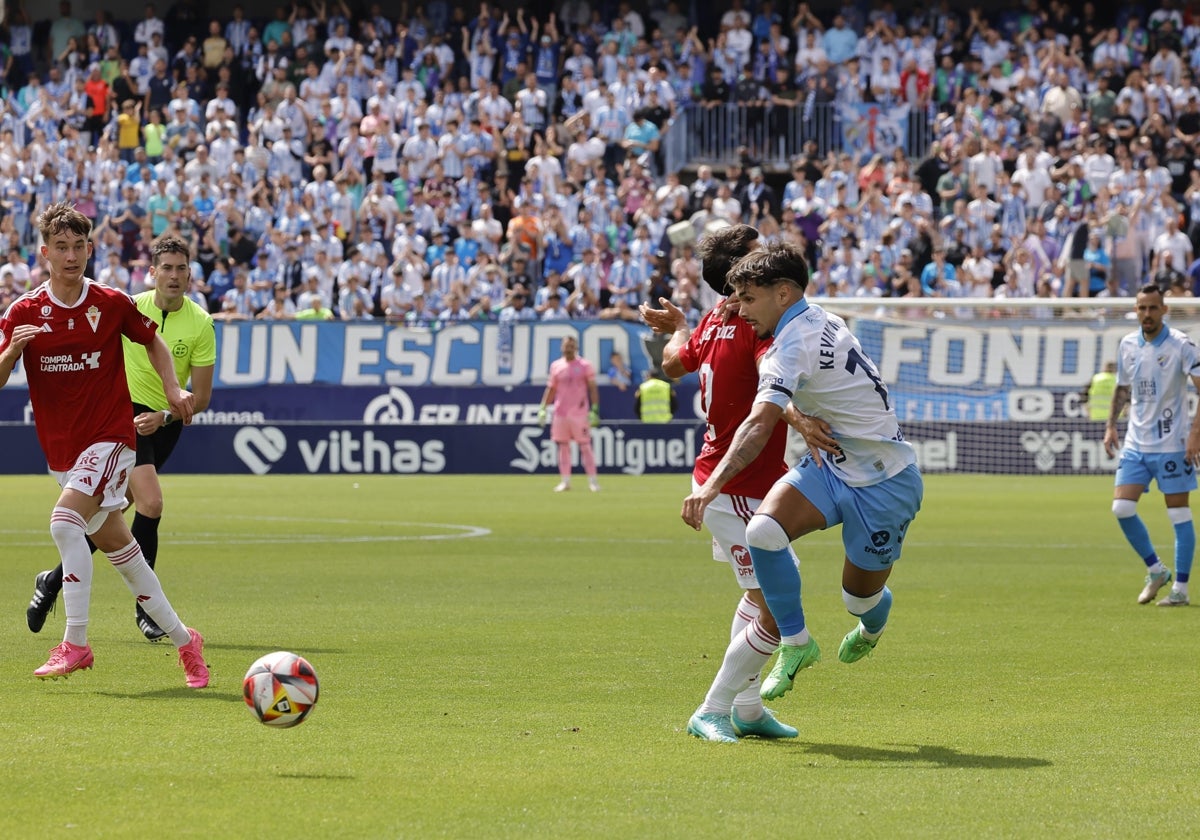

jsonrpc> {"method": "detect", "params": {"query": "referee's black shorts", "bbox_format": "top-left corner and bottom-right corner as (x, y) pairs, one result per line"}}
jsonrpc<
(131, 403), (184, 471)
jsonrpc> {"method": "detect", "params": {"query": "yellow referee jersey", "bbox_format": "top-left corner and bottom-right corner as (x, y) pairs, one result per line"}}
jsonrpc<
(122, 291), (216, 410)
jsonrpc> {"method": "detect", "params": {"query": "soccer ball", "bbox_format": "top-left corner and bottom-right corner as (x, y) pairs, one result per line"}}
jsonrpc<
(243, 651), (320, 728)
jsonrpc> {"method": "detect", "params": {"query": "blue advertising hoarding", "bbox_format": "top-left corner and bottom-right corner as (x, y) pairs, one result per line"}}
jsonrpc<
(0, 420), (1115, 476)
(3, 318), (1152, 424)
(0, 321), (668, 391)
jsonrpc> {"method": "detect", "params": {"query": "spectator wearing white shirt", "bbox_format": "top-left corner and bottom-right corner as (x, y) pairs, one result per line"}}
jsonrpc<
(1012, 144), (1053, 208)
(471, 204), (503, 256)
(968, 138), (1004, 197)
(402, 120), (439, 181)
(961, 244), (997, 296)
(869, 55), (901, 105)
(0, 248), (33, 295)
(224, 5), (252, 55)
(133, 4), (164, 47)
(208, 124), (238, 174)
(183, 145), (218, 186)
(498, 289), (538, 322)
(1082, 136), (1116, 194)
(431, 250), (468, 298)
(978, 29), (1011, 72)
(1093, 29), (1131, 73)
(1152, 215), (1193, 273)
(325, 22), (355, 57)
(711, 183), (742, 224)
(338, 275), (375, 320)
(303, 249), (338, 303)
(515, 73), (549, 131)
(382, 266), (415, 322)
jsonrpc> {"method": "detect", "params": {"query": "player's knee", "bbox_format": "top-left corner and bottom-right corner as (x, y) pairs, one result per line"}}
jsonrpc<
(843, 587), (885, 616)
(1112, 499), (1138, 519)
(746, 514), (791, 552)
(1167, 507), (1193, 525)
(138, 496), (164, 518)
(49, 507), (87, 546)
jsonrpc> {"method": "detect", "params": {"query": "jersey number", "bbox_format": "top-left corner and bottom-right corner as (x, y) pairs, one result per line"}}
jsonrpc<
(845, 347), (890, 410)
(699, 362), (716, 440)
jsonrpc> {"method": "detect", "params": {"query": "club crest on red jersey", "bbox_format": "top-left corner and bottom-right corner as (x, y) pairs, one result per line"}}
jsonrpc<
(86, 305), (101, 332)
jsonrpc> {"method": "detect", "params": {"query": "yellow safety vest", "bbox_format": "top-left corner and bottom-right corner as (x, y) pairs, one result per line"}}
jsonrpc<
(638, 378), (673, 423)
(1088, 372), (1117, 422)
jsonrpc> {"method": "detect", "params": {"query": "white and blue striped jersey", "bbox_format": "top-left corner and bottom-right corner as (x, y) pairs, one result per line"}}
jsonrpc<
(755, 300), (916, 486)
(1117, 325), (1200, 453)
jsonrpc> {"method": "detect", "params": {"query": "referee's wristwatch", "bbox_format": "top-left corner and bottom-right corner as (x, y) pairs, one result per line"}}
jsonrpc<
(162, 410), (174, 425)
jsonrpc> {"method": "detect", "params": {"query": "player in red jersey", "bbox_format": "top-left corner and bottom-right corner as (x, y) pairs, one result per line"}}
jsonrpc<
(641, 224), (836, 743)
(0, 202), (209, 687)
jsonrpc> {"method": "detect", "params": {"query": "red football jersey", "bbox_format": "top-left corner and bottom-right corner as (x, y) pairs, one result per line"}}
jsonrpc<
(677, 304), (788, 499)
(0, 280), (159, 471)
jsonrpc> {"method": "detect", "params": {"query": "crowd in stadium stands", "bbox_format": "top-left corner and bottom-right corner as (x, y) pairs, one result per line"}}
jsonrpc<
(3, 0), (1200, 325)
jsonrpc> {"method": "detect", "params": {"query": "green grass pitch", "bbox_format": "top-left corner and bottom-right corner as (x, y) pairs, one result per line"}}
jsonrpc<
(1, 473), (1198, 838)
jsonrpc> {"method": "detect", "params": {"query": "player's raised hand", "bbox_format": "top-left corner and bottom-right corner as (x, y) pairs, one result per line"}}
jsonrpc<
(639, 297), (687, 334)
(716, 295), (741, 322)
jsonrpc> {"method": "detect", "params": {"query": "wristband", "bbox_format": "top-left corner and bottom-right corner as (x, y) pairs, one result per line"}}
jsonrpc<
(163, 410), (173, 424)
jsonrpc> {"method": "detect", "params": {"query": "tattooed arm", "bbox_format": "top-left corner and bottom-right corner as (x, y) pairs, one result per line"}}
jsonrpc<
(681, 401), (783, 530)
(1103, 384), (1131, 458)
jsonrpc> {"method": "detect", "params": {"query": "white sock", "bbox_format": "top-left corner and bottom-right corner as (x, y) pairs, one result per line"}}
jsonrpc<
(781, 629), (811, 646)
(50, 507), (93, 647)
(699, 618), (779, 717)
(860, 622), (883, 642)
(730, 592), (759, 640)
(1175, 581), (1189, 597)
(1150, 561), (1168, 575)
(107, 541), (191, 647)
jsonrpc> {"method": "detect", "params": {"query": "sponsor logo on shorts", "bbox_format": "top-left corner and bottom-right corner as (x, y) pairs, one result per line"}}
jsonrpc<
(864, 529), (894, 558)
(730, 544), (753, 572)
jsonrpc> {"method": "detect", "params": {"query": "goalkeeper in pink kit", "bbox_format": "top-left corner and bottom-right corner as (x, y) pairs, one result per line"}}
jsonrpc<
(539, 335), (601, 492)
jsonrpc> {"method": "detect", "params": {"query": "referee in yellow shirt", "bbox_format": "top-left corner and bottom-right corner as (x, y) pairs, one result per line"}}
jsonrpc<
(26, 237), (216, 640)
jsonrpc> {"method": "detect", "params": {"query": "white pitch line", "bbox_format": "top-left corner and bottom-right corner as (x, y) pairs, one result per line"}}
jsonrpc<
(0, 520), (491, 546)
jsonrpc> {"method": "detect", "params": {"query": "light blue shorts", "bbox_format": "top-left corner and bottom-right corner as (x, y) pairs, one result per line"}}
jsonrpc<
(781, 460), (924, 571)
(1114, 450), (1197, 495)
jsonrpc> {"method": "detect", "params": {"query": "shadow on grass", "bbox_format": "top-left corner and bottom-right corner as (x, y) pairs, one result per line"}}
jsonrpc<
(799, 742), (1052, 769)
(93, 687), (245, 703)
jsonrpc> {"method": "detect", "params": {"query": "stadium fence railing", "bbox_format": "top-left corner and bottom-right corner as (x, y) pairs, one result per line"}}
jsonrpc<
(663, 101), (936, 172)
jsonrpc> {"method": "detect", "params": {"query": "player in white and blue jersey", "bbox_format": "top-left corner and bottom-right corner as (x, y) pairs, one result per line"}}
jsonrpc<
(682, 242), (923, 700)
(1104, 284), (1200, 606)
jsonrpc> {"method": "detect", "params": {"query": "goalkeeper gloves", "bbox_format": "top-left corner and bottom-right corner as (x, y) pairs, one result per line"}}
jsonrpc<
(537, 405), (548, 427)
(589, 406), (601, 428)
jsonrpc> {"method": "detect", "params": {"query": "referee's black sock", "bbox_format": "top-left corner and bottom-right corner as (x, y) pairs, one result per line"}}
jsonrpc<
(131, 513), (162, 570)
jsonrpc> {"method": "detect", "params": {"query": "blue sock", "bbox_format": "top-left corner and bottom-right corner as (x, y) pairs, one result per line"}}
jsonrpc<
(1117, 515), (1159, 567)
(748, 545), (806, 637)
(859, 587), (893, 635)
(1175, 520), (1194, 583)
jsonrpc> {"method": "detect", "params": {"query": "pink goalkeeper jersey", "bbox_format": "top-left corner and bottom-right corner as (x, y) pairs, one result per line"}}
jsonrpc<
(549, 356), (594, 417)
